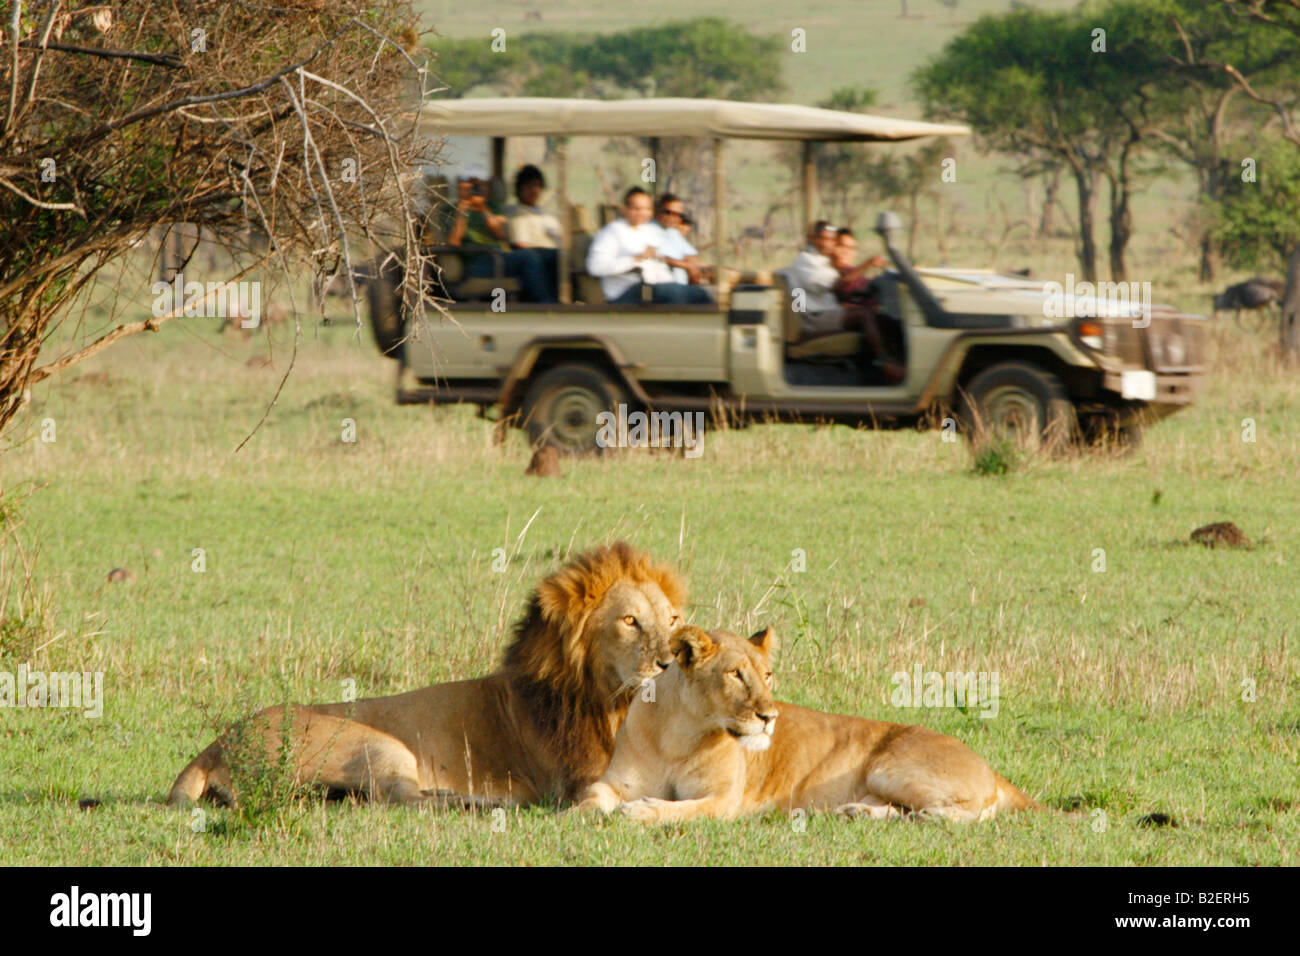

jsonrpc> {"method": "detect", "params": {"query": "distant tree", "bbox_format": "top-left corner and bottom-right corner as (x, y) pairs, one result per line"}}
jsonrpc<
(916, 10), (1098, 280)
(430, 20), (782, 101)
(0, 1), (431, 441)
(1100, 0), (1292, 281)
(581, 18), (783, 101)
(914, 5), (1165, 281)
(1214, 0), (1300, 359)
(1213, 139), (1300, 271)
(430, 33), (595, 97)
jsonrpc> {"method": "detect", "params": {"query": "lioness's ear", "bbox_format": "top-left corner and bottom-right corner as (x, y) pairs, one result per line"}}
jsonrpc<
(749, 627), (779, 658)
(671, 626), (714, 670)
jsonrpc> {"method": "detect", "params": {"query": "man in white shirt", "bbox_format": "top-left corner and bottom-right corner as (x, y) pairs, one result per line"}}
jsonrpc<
(651, 193), (712, 289)
(783, 221), (905, 384)
(586, 187), (712, 305)
(787, 220), (845, 335)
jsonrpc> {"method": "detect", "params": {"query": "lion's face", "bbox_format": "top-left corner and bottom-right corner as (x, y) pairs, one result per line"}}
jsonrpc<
(671, 626), (778, 752)
(587, 579), (682, 690)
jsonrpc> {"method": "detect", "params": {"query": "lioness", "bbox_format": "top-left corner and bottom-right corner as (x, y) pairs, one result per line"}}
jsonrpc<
(169, 542), (685, 808)
(579, 625), (1040, 822)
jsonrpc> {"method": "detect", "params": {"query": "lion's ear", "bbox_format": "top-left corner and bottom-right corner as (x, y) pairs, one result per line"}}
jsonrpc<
(671, 626), (714, 670)
(749, 627), (778, 658)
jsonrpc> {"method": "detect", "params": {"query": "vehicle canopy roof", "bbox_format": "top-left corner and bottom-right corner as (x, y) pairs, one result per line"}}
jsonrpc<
(420, 97), (969, 142)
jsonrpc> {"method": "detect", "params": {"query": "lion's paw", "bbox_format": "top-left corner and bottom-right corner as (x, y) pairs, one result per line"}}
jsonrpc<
(616, 798), (665, 823)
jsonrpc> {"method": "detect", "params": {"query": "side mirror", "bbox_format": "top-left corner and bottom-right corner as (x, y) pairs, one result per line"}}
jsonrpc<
(870, 211), (949, 327)
(874, 211), (903, 243)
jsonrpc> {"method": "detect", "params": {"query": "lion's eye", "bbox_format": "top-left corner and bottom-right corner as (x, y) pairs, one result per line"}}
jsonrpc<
(765, 673), (773, 684)
(622, 615), (637, 627)
(670, 614), (680, 625)
(728, 669), (742, 681)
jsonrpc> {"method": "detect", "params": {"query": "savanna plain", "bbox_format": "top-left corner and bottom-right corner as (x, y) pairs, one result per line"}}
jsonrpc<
(1, 301), (1296, 865)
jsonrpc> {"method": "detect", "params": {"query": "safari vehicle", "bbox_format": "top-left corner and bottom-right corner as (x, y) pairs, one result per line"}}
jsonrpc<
(369, 98), (1205, 453)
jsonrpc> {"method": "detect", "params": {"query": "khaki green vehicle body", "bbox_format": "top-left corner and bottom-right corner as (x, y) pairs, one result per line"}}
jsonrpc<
(377, 98), (1204, 450)
(394, 263), (1204, 447)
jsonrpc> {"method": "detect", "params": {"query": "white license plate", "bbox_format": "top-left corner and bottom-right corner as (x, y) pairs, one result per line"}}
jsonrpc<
(1120, 370), (1156, 401)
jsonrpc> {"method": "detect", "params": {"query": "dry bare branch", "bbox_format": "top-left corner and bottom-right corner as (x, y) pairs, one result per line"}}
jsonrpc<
(0, 0), (438, 439)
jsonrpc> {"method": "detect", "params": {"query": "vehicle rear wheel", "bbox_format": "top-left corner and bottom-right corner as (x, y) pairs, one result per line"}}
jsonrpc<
(365, 256), (405, 359)
(521, 363), (627, 455)
(958, 361), (1077, 453)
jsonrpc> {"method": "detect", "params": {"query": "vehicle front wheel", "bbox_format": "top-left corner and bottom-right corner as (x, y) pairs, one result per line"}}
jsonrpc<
(521, 363), (628, 455)
(958, 360), (1077, 454)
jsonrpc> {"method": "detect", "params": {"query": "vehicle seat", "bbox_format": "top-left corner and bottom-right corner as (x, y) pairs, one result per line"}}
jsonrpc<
(437, 249), (521, 301)
(773, 270), (865, 360)
(570, 231), (604, 304)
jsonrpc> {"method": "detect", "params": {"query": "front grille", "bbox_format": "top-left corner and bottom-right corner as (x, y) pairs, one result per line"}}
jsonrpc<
(1146, 314), (1205, 372)
(1103, 321), (1146, 367)
(1102, 313), (1205, 371)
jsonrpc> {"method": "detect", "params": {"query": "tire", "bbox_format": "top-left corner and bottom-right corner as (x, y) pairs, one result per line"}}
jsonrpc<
(958, 360), (1078, 453)
(521, 363), (627, 455)
(365, 256), (405, 359)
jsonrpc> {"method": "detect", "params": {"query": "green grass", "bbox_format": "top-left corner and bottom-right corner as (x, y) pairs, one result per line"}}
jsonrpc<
(1, 297), (1297, 864)
(0, 0), (1294, 867)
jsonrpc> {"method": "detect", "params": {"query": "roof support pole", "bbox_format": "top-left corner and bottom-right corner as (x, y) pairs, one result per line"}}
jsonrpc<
(801, 140), (816, 234)
(490, 136), (505, 185)
(647, 136), (660, 198)
(557, 137), (572, 305)
(713, 137), (725, 293)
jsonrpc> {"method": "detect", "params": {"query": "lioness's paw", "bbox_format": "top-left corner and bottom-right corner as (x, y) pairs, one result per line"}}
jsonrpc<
(616, 798), (664, 823)
(835, 801), (902, 821)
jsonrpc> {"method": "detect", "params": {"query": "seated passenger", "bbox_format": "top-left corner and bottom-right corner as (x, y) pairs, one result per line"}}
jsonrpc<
(832, 228), (886, 301)
(448, 168), (555, 303)
(504, 163), (559, 302)
(787, 220), (845, 336)
(506, 164), (561, 251)
(834, 228), (905, 384)
(652, 193), (714, 292)
(587, 187), (713, 305)
(447, 170), (507, 249)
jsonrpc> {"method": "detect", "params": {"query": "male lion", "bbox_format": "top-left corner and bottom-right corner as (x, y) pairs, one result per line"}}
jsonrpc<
(579, 625), (1040, 822)
(169, 542), (685, 808)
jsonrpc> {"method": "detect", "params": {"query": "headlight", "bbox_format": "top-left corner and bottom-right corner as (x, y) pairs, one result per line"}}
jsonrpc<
(1076, 320), (1103, 350)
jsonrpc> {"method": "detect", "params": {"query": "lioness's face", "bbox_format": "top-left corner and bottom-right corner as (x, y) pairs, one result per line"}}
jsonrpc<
(673, 626), (778, 751)
(589, 579), (682, 689)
